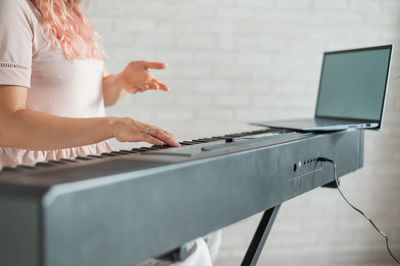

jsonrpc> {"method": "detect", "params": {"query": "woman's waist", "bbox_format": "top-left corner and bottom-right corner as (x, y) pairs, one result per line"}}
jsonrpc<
(27, 79), (105, 118)
(25, 99), (107, 118)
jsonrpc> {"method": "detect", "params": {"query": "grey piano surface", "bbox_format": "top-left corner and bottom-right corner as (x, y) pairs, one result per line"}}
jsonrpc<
(0, 129), (364, 266)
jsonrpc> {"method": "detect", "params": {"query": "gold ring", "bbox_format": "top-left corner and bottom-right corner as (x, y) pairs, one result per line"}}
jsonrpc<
(146, 127), (152, 135)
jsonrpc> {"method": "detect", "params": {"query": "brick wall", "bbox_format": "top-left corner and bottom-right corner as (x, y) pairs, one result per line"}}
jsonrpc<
(87, 0), (400, 265)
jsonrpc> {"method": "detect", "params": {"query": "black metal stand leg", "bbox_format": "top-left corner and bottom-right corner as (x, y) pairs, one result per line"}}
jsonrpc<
(241, 205), (281, 266)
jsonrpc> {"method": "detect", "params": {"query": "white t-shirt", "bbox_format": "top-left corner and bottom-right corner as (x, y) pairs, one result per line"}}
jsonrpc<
(0, 0), (112, 167)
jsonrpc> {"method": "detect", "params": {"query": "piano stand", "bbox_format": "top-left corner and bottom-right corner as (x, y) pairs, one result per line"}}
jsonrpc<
(156, 180), (339, 265)
(241, 205), (281, 266)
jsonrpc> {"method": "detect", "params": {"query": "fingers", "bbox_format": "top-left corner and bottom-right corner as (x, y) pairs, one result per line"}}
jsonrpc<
(120, 61), (169, 93)
(143, 133), (165, 146)
(152, 78), (169, 91)
(142, 60), (168, 70)
(148, 81), (159, 90)
(115, 118), (180, 147)
(126, 85), (149, 93)
(158, 83), (169, 91)
(147, 126), (180, 146)
(130, 80), (166, 92)
(141, 79), (167, 91)
(122, 62), (169, 93)
(159, 128), (176, 142)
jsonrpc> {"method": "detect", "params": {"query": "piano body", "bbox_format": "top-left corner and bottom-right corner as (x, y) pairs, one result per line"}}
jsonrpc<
(0, 128), (364, 266)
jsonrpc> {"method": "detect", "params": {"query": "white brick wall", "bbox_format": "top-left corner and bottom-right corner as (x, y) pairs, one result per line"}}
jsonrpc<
(87, 0), (400, 265)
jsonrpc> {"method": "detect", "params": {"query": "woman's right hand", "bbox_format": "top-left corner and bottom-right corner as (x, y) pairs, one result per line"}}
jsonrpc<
(112, 118), (180, 147)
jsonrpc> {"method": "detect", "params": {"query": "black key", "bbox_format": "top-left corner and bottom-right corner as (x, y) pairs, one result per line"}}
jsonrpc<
(210, 137), (226, 140)
(17, 165), (35, 169)
(180, 141), (197, 145)
(35, 162), (52, 167)
(88, 155), (103, 159)
(119, 150), (137, 153)
(138, 147), (156, 151)
(1, 166), (18, 172)
(76, 156), (92, 161)
(148, 147), (163, 150)
(101, 153), (118, 157)
(150, 145), (167, 150)
(48, 160), (67, 164)
(196, 138), (214, 142)
(131, 148), (149, 152)
(117, 150), (134, 154)
(122, 151), (133, 154)
(111, 151), (128, 155)
(191, 139), (207, 143)
(140, 147), (153, 150)
(60, 159), (78, 163)
(190, 140), (206, 144)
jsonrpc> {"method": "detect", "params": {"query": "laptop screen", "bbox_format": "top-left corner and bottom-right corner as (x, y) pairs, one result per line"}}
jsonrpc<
(315, 45), (392, 123)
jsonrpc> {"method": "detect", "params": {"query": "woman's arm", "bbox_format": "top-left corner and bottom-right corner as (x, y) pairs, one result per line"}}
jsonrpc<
(102, 68), (126, 107)
(102, 61), (169, 107)
(0, 85), (179, 150)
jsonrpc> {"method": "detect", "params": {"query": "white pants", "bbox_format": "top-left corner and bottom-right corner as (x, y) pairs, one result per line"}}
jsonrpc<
(138, 230), (221, 266)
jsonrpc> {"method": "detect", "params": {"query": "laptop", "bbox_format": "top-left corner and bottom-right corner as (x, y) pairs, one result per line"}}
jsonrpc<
(251, 45), (393, 132)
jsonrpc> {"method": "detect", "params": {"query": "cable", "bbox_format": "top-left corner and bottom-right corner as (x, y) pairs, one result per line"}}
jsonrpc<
(317, 157), (400, 265)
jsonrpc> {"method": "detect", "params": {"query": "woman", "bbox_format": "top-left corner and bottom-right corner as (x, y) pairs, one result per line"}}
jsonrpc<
(0, 0), (219, 265)
(0, 0), (179, 166)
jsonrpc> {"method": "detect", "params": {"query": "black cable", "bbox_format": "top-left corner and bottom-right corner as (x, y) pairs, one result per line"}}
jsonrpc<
(317, 157), (400, 265)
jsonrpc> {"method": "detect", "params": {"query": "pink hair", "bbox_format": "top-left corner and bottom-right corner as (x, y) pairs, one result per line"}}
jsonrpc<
(32, 0), (105, 60)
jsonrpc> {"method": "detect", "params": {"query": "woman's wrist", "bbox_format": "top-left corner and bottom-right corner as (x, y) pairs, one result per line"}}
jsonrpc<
(102, 74), (127, 107)
(114, 73), (125, 89)
(104, 74), (123, 90)
(105, 116), (120, 139)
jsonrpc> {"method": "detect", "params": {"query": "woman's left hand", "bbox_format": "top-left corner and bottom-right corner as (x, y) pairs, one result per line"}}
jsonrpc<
(116, 60), (169, 94)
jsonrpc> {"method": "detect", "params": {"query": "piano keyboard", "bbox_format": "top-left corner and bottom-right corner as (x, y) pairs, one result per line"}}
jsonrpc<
(1, 128), (291, 172)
